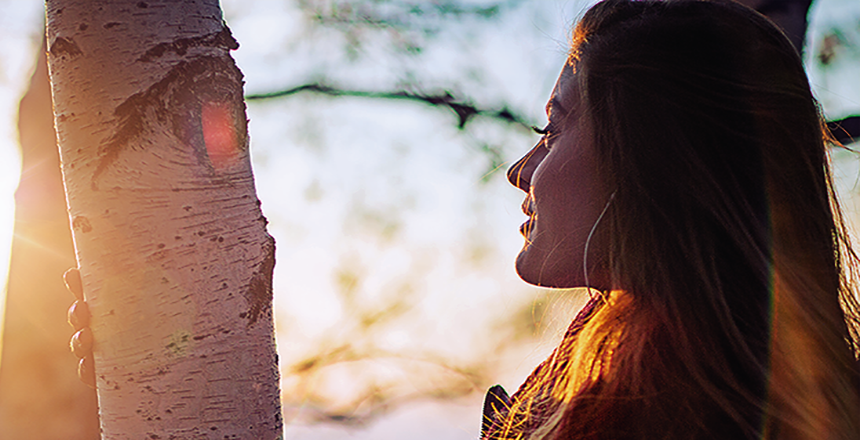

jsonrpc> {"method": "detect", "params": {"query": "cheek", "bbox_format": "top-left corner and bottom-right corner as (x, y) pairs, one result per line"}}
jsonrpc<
(532, 146), (604, 234)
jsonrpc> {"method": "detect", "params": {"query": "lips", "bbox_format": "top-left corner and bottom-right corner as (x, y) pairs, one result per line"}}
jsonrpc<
(520, 197), (536, 237)
(521, 197), (535, 216)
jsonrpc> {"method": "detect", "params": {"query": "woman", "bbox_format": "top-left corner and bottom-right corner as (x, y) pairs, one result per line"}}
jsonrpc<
(482, 1), (860, 439)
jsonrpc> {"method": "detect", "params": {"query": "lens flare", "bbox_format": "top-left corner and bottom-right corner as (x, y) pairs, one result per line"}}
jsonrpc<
(201, 101), (238, 170)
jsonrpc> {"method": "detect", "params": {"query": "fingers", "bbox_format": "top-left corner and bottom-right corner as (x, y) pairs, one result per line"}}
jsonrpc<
(78, 356), (96, 389)
(65, 267), (96, 388)
(70, 327), (93, 358)
(64, 267), (84, 301)
(68, 300), (90, 330)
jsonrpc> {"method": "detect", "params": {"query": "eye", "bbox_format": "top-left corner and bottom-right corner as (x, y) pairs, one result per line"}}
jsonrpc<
(532, 124), (555, 150)
(532, 124), (550, 136)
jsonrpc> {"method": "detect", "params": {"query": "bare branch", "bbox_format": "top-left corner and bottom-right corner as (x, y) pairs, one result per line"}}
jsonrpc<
(246, 83), (533, 130)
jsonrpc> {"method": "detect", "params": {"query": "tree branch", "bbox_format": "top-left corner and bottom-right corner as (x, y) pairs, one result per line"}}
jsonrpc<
(246, 83), (533, 130)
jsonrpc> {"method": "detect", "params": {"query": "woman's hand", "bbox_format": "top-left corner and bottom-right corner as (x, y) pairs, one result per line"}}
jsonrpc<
(64, 268), (96, 388)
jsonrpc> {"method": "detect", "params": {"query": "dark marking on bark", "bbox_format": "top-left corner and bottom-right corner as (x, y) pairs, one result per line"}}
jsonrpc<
(49, 37), (83, 58)
(79, 23), (88, 31)
(137, 1), (148, 8)
(72, 216), (92, 233)
(103, 22), (121, 29)
(243, 235), (275, 327)
(93, 54), (247, 188)
(137, 27), (239, 63)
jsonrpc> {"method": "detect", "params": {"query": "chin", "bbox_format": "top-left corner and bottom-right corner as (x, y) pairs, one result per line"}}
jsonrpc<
(515, 248), (580, 289)
(515, 247), (610, 291)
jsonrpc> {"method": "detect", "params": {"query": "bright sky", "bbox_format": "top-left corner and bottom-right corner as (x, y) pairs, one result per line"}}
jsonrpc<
(0, 1), (858, 438)
(0, 0), (43, 347)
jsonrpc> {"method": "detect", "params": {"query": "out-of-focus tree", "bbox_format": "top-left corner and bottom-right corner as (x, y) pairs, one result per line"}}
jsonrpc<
(0, 43), (99, 440)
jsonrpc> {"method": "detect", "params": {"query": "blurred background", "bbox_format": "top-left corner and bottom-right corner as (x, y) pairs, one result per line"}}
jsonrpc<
(0, 0), (858, 439)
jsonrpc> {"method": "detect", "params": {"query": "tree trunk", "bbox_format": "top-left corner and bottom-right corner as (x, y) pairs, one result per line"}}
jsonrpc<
(0, 41), (100, 440)
(45, 1), (282, 438)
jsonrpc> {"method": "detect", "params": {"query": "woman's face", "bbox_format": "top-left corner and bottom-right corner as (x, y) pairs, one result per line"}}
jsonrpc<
(507, 61), (613, 290)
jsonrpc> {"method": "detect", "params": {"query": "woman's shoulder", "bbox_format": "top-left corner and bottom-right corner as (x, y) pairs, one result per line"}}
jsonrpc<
(480, 295), (604, 439)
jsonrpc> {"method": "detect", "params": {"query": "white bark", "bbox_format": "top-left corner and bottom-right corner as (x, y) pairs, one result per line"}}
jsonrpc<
(45, 1), (282, 438)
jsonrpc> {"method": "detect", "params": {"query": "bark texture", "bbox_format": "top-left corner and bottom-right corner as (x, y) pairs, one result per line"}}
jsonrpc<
(0, 43), (100, 440)
(46, 1), (282, 438)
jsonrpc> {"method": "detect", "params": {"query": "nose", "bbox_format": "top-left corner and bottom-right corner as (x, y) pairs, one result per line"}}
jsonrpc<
(507, 140), (548, 192)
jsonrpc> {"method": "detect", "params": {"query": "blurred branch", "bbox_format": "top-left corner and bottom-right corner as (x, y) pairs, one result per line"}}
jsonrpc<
(286, 348), (485, 426)
(297, 0), (525, 57)
(300, 0), (520, 30)
(246, 83), (533, 130)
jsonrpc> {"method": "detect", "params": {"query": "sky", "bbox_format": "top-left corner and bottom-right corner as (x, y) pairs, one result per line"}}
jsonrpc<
(0, 1), (859, 438)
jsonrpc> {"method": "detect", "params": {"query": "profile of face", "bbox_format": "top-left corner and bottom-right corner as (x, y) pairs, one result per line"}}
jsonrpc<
(507, 61), (613, 290)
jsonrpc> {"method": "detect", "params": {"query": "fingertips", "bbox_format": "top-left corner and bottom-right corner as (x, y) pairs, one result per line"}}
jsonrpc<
(78, 356), (96, 389)
(70, 327), (93, 358)
(65, 268), (96, 388)
(63, 267), (84, 301)
(67, 300), (90, 330)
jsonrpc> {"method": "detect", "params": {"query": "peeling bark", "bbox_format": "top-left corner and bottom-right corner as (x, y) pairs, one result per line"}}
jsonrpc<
(46, 1), (282, 438)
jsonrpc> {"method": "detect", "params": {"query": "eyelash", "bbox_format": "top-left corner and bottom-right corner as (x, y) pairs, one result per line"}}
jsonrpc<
(532, 124), (550, 135)
(533, 124), (554, 149)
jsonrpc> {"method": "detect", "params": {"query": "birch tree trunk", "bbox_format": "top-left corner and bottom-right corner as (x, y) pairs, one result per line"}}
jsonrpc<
(45, 1), (282, 438)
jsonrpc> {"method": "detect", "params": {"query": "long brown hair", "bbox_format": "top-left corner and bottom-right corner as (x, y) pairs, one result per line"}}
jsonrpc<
(490, 1), (860, 438)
